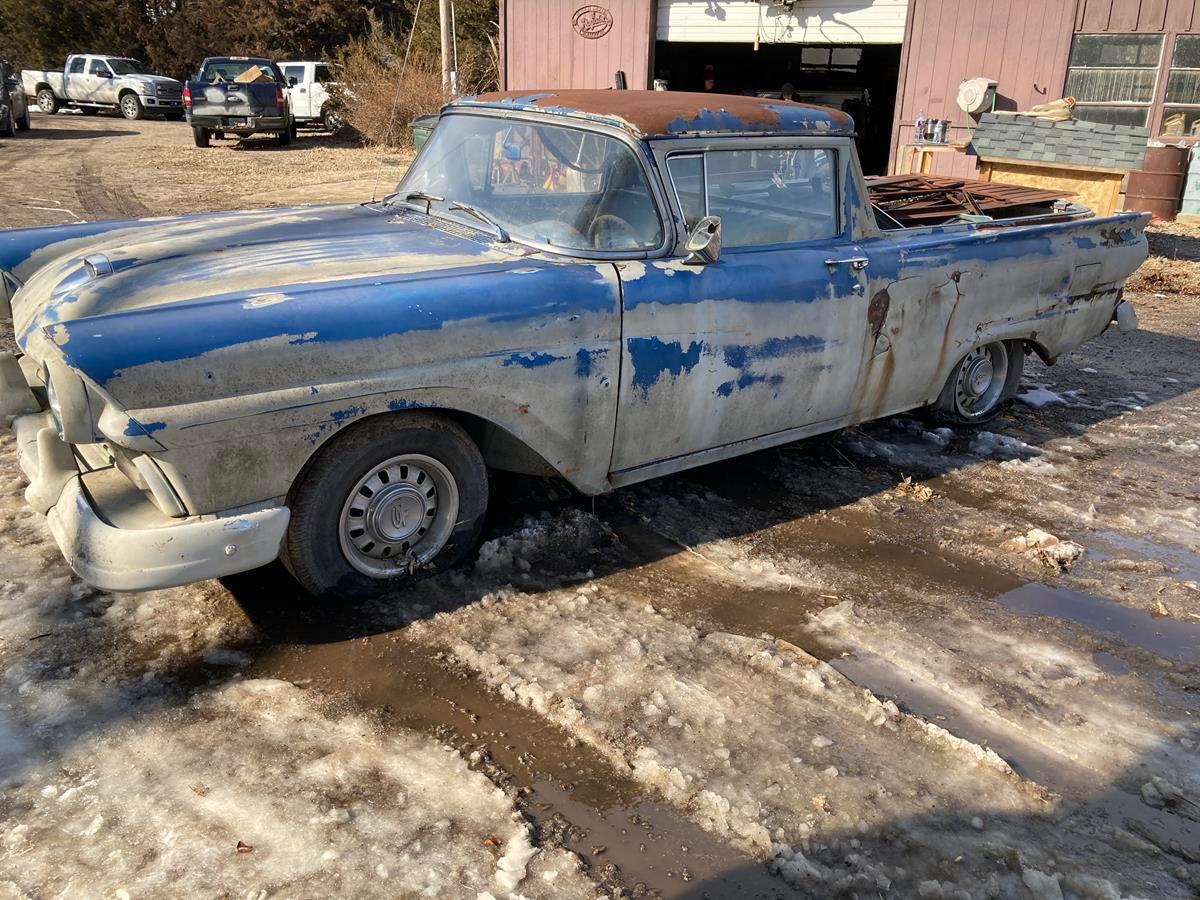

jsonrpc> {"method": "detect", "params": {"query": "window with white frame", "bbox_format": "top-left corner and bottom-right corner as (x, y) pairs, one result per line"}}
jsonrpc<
(1066, 33), (1163, 128)
(1162, 34), (1200, 136)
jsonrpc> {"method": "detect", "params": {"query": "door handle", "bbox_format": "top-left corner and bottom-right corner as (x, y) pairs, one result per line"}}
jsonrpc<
(824, 256), (869, 270)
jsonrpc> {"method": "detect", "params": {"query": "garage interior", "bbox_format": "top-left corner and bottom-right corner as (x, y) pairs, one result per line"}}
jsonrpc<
(652, 41), (901, 174)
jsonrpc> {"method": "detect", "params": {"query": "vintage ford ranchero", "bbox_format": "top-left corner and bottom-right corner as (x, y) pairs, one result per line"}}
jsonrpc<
(0, 91), (1148, 597)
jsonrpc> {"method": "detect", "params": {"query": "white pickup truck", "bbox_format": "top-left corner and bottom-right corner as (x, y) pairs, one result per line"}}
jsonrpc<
(21, 54), (184, 120)
(278, 60), (343, 132)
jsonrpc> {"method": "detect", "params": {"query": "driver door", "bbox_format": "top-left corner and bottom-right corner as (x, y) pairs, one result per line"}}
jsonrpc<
(86, 59), (115, 103)
(610, 140), (872, 478)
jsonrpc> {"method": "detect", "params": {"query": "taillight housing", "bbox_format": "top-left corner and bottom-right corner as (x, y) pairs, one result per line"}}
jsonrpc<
(182, 84), (191, 109)
(275, 85), (284, 109)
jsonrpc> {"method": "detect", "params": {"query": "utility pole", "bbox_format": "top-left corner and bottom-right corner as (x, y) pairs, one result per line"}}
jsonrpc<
(439, 0), (453, 96)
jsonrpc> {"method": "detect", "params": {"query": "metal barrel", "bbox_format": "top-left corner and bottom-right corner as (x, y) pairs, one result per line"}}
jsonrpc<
(1125, 145), (1188, 221)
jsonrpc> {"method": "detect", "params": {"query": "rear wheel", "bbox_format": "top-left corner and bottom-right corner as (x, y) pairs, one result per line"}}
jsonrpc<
(119, 93), (143, 120)
(277, 122), (293, 146)
(0, 106), (14, 137)
(192, 126), (211, 148)
(16, 107), (30, 130)
(930, 340), (1024, 425)
(282, 413), (488, 598)
(36, 89), (59, 114)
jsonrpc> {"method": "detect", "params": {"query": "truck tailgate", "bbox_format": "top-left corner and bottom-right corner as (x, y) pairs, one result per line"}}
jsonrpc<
(187, 81), (281, 118)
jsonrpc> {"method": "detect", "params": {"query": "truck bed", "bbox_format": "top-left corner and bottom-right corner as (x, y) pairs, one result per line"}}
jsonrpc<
(867, 173), (1079, 229)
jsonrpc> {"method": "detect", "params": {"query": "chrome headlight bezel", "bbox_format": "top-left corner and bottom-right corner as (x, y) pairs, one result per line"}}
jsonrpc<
(43, 359), (98, 444)
(135, 82), (154, 95)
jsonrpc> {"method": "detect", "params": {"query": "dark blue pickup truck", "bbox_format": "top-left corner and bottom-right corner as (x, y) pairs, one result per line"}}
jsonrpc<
(184, 56), (293, 148)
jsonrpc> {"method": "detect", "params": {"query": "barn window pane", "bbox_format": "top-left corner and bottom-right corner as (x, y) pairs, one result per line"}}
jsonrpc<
(1072, 106), (1149, 128)
(1069, 34), (1163, 68)
(1066, 67), (1157, 103)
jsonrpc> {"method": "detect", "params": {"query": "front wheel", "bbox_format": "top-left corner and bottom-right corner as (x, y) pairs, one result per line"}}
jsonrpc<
(929, 340), (1024, 426)
(282, 414), (488, 598)
(192, 126), (210, 148)
(119, 93), (143, 120)
(36, 89), (59, 114)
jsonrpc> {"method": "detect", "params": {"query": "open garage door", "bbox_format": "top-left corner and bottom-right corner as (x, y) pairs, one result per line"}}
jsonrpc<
(652, 40), (901, 175)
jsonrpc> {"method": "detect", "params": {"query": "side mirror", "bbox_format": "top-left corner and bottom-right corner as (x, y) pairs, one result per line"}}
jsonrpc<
(683, 215), (722, 266)
(288, 76), (298, 86)
(98, 70), (113, 79)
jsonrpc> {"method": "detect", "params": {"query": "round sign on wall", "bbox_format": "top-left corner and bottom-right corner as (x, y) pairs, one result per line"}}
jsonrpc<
(573, 5), (614, 39)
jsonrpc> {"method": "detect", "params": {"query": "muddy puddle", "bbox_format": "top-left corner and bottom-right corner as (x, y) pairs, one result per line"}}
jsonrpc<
(1089, 529), (1200, 583)
(998, 582), (1200, 663)
(246, 635), (790, 899)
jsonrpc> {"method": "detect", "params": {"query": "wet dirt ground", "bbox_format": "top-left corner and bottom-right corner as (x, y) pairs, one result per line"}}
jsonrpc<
(1, 111), (1199, 898)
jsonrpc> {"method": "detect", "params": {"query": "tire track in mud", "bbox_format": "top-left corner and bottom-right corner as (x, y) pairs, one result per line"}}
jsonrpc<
(246, 632), (791, 899)
(75, 157), (150, 220)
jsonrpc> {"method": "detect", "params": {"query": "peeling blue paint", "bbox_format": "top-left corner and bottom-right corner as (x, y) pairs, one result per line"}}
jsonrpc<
(329, 405), (367, 424)
(574, 347), (608, 378)
(501, 351), (565, 368)
(123, 418), (166, 437)
(723, 335), (826, 369)
(387, 398), (427, 411)
(1073, 236), (1097, 250)
(715, 373), (784, 397)
(628, 337), (703, 395)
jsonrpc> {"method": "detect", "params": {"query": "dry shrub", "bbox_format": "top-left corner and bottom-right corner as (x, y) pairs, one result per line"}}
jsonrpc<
(1126, 256), (1200, 296)
(334, 14), (496, 147)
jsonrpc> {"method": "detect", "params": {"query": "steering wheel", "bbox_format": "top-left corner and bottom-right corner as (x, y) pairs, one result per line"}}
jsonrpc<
(588, 214), (639, 250)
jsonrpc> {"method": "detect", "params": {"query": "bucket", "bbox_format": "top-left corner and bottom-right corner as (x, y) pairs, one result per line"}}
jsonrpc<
(1126, 145), (1188, 221)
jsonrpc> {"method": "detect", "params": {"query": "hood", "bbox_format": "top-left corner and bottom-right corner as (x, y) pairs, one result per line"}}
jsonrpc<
(15, 203), (536, 394)
(123, 73), (181, 86)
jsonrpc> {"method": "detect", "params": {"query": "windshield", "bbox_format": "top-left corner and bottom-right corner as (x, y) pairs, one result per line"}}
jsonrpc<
(395, 114), (664, 253)
(107, 58), (146, 76)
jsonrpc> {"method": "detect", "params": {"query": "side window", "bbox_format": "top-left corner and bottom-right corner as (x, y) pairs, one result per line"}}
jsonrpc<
(314, 64), (333, 83)
(88, 59), (111, 77)
(666, 154), (706, 232)
(705, 148), (838, 248)
(68, 57), (86, 75)
(283, 65), (305, 84)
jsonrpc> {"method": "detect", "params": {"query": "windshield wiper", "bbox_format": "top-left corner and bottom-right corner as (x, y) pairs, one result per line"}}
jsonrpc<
(447, 201), (510, 243)
(381, 190), (445, 213)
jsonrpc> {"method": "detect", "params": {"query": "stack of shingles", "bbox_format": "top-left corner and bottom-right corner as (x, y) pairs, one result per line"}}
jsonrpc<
(968, 113), (1148, 171)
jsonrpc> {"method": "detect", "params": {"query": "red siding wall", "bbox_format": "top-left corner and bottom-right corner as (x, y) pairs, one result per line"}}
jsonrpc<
(501, 1), (656, 91)
(1075, 0), (1200, 31)
(889, 0), (1077, 176)
(891, 0), (1200, 175)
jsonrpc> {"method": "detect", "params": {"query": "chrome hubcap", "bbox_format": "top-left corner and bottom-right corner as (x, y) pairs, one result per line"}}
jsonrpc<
(338, 454), (459, 578)
(38, 93), (53, 112)
(122, 97), (137, 116)
(954, 342), (1009, 418)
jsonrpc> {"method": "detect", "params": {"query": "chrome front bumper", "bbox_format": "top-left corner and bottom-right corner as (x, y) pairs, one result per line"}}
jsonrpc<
(3, 350), (290, 592)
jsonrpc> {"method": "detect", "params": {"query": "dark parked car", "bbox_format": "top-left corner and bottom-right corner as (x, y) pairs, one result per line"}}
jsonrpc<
(0, 58), (31, 137)
(184, 56), (293, 147)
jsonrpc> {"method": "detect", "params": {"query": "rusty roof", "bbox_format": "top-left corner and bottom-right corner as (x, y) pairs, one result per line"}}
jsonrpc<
(449, 90), (855, 139)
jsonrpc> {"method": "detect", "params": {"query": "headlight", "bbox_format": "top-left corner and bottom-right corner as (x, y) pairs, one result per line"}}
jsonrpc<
(136, 83), (154, 95)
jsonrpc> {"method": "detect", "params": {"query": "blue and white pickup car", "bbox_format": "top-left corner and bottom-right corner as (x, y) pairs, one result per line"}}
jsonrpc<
(0, 91), (1148, 597)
